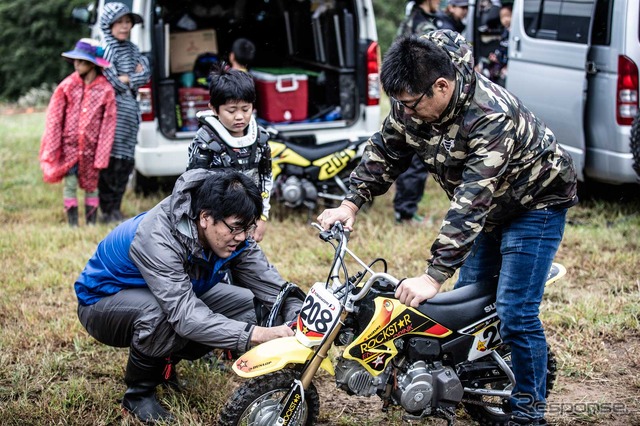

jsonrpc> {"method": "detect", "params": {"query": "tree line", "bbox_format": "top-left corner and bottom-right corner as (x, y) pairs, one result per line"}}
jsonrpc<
(0, 0), (407, 102)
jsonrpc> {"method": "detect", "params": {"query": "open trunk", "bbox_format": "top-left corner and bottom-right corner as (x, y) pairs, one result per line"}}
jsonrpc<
(151, 0), (367, 141)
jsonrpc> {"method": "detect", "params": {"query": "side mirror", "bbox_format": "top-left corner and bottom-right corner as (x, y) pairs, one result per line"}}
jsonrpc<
(71, 6), (95, 25)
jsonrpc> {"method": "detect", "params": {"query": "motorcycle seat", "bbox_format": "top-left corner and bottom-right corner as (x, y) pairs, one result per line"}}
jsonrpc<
(419, 284), (497, 331)
(282, 139), (353, 162)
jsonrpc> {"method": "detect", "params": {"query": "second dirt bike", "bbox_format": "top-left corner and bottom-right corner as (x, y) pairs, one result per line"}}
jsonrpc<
(219, 222), (563, 426)
(268, 135), (369, 212)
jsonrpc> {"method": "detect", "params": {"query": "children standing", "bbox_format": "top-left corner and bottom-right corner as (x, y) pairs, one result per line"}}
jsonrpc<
(187, 64), (272, 242)
(98, 2), (151, 223)
(39, 38), (117, 227)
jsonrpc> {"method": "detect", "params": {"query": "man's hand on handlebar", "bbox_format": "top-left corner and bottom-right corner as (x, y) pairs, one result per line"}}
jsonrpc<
(317, 201), (359, 230)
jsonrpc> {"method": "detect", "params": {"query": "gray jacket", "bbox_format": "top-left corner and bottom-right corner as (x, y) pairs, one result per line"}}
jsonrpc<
(129, 169), (298, 352)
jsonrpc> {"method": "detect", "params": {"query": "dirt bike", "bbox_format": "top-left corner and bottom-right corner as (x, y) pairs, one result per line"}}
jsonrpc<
(219, 222), (563, 426)
(268, 135), (370, 213)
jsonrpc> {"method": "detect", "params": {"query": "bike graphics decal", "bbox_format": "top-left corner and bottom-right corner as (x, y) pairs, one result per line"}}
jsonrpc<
(459, 314), (503, 361)
(277, 379), (305, 426)
(344, 298), (451, 375)
(312, 149), (355, 180)
(269, 142), (311, 178)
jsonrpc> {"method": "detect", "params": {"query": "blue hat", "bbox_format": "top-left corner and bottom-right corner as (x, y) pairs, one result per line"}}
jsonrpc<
(448, 0), (469, 6)
(62, 38), (111, 68)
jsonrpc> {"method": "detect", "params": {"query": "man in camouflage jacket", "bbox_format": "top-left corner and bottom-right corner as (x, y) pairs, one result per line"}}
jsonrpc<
(318, 30), (577, 425)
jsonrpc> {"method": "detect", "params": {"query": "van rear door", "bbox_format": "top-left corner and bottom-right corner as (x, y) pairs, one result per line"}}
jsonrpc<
(506, 0), (596, 181)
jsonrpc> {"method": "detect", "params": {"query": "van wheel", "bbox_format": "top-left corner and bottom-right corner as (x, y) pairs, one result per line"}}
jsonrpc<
(631, 110), (640, 178)
(133, 171), (159, 196)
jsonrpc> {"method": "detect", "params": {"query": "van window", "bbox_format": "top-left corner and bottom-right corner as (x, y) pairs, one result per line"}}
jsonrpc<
(591, 0), (612, 45)
(523, 0), (594, 44)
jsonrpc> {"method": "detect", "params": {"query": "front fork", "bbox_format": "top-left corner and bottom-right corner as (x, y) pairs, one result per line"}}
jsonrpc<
(275, 310), (348, 425)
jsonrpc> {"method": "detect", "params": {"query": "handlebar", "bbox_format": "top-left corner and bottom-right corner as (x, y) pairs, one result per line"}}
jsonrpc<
(310, 222), (400, 308)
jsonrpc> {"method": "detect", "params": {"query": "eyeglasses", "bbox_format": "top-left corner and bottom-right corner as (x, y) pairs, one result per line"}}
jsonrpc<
(221, 218), (256, 236)
(393, 92), (427, 111)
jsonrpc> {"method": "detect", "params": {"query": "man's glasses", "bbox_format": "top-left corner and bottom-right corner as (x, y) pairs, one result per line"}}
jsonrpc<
(221, 218), (256, 236)
(393, 92), (427, 111)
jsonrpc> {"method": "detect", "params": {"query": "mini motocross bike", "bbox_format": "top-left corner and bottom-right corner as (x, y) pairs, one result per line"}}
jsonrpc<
(219, 223), (564, 426)
(268, 135), (369, 213)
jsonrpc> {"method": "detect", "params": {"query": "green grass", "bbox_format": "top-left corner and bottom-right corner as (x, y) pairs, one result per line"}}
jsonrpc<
(1, 111), (639, 425)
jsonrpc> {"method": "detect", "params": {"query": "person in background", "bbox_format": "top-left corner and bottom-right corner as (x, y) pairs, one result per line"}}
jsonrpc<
(487, 3), (512, 86)
(318, 31), (578, 426)
(393, 0), (443, 225)
(229, 38), (256, 72)
(39, 38), (116, 227)
(98, 2), (151, 224)
(186, 64), (272, 242)
(437, 0), (470, 33)
(74, 169), (302, 424)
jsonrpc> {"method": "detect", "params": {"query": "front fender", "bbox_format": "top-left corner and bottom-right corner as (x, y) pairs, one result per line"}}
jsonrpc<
(232, 336), (335, 378)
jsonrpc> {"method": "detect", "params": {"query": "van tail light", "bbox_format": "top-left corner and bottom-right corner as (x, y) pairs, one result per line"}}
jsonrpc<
(616, 55), (638, 125)
(138, 82), (154, 122)
(366, 41), (380, 106)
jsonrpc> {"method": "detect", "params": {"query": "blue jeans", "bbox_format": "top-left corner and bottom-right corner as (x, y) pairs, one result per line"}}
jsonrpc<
(455, 207), (568, 421)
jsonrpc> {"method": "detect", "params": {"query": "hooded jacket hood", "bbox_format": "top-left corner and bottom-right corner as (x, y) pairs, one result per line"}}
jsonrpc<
(99, 2), (143, 40)
(420, 30), (476, 126)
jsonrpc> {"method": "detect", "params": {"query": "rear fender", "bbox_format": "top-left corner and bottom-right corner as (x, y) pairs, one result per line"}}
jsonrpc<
(232, 336), (335, 378)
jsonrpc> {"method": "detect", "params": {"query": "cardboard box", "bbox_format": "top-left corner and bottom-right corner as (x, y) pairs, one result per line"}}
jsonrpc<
(251, 69), (308, 122)
(170, 29), (217, 74)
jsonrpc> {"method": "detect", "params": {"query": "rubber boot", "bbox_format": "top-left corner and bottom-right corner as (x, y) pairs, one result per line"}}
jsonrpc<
(66, 206), (79, 227)
(122, 347), (174, 425)
(84, 198), (98, 225)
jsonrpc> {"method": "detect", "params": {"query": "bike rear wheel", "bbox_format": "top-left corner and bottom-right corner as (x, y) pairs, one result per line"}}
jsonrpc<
(218, 369), (320, 426)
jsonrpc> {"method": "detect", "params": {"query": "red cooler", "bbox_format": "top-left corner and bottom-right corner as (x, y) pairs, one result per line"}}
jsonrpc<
(251, 69), (308, 122)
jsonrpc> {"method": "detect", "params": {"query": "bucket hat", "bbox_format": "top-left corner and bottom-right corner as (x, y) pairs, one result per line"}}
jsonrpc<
(62, 38), (111, 68)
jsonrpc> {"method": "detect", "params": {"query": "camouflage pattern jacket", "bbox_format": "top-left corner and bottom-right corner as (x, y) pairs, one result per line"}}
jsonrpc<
(396, 5), (440, 38)
(346, 30), (578, 285)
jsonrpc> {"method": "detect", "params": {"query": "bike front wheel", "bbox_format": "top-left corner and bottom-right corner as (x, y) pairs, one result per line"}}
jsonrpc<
(218, 369), (320, 426)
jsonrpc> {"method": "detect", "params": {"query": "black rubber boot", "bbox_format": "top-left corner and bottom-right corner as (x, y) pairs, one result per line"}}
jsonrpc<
(85, 204), (98, 225)
(122, 347), (174, 425)
(66, 206), (79, 227)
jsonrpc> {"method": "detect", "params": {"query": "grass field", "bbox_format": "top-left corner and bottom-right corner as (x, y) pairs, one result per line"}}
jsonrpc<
(0, 111), (639, 425)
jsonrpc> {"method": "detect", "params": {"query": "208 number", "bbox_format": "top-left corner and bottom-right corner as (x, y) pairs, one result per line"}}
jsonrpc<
(299, 296), (334, 333)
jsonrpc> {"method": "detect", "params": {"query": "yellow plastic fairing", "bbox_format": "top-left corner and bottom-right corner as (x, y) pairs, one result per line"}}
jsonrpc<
(232, 336), (335, 378)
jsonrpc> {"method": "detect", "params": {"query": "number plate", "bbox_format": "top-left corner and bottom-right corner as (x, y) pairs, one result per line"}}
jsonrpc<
(295, 283), (341, 348)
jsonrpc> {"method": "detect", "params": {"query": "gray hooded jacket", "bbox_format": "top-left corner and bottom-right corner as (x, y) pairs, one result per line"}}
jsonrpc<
(129, 169), (298, 352)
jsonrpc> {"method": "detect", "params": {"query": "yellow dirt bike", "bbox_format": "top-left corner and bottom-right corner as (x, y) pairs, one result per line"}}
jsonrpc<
(219, 222), (564, 426)
(268, 135), (370, 213)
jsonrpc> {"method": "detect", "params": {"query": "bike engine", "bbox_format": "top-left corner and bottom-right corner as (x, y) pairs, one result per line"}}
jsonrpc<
(280, 176), (318, 208)
(393, 361), (464, 414)
(334, 357), (390, 397)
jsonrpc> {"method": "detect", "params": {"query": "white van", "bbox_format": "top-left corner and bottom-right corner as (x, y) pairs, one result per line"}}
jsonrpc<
(73, 0), (381, 193)
(469, 0), (640, 185)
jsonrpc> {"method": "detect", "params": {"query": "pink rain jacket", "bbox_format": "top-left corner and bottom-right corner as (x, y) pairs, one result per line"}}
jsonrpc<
(39, 72), (116, 191)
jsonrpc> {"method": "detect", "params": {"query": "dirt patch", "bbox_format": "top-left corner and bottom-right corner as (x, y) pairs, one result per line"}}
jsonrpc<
(0, 106), (46, 115)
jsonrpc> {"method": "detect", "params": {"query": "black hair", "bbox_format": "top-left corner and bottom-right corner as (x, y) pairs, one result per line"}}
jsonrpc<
(207, 62), (256, 109)
(380, 35), (456, 98)
(193, 171), (262, 229)
(231, 38), (256, 68)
